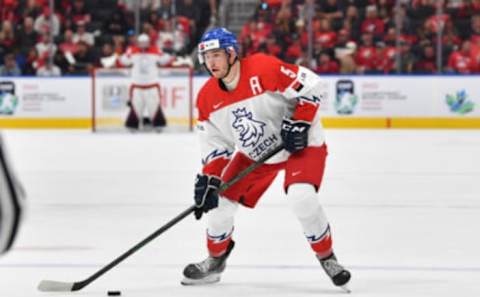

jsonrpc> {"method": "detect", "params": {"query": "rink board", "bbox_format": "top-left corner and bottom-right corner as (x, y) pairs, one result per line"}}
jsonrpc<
(0, 75), (479, 129)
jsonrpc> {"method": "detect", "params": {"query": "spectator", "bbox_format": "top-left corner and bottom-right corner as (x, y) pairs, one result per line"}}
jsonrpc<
(53, 49), (70, 74)
(59, 29), (79, 56)
(315, 51), (340, 73)
(375, 42), (397, 73)
(147, 11), (163, 31)
(35, 33), (57, 62)
(97, 42), (117, 68)
(22, 47), (40, 75)
(112, 35), (127, 55)
(239, 19), (258, 52)
(177, 0), (201, 31)
(1, 0), (19, 23)
(33, 6), (61, 36)
(342, 5), (361, 38)
(158, 0), (174, 20)
(69, 41), (95, 74)
(469, 14), (480, 43)
(104, 9), (129, 37)
(413, 44), (437, 73)
(355, 33), (378, 73)
(0, 20), (16, 52)
(0, 53), (21, 76)
(361, 5), (385, 39)
(15, 17), (38, 56)
(385, 5), (414, 37)
(67, 0), (92, 24)
(471, 0), (480, 15)
(313, 18), (337, 50)
(73, 21), (94, 47)
(318, 0), (345, 30)
(397, 41), (416, 73)
(36, 60), (62, 76)
(377, 0), (393, 25)
(20, 0), (43, 19)
(441, 24), (462, 55)
(408, 0), (436, 20)
(295, 50), (312, 68)
(335, 41), (358, 73)
(156, 18), (187, 54)
(258, 35), (282, 57)
(447, 40), (476, 73)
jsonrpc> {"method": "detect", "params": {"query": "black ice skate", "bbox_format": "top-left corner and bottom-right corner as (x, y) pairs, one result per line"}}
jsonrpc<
(181, 240), (235, 285)
(318, 253), (352, 293)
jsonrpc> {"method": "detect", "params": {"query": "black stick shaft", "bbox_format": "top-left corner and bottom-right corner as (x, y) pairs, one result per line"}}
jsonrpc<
(71, 145), (283, 291)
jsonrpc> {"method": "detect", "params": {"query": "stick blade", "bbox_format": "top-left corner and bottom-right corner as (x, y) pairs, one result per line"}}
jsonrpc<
(37, 280), (74, 292)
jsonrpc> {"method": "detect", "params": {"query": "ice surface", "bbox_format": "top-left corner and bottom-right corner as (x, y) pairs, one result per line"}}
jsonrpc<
(0, 129), (479, 297)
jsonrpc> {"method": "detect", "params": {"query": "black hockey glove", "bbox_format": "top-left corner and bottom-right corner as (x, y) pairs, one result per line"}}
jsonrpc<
(194, 174), (222, 220)
(280, 118), (311, 153)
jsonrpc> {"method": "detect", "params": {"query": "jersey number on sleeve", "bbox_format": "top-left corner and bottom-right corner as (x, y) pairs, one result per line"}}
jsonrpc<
(280, 65), (296, 79)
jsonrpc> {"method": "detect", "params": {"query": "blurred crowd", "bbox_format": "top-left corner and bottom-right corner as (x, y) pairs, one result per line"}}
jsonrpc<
(2, 0), (480, 76)
(240, 0), (480, 74)
(0, 0), (216, 76)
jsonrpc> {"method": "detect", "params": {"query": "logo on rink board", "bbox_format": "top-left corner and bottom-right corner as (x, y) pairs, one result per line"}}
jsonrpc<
(232, 108), (266, 148)
(102, 85), (129, 110)
(335, 80), (358, 115)
(445, 90), (474, 115)
(0, 81), (18, 115)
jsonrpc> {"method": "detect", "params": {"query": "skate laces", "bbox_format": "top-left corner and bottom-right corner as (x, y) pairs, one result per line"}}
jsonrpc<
(196, 256), (219, 273)
(321, 258), (345, 277)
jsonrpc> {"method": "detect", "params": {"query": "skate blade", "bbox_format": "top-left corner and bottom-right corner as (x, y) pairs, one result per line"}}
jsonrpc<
(340, 284), (351, 293)
(181, 273), (221, 286)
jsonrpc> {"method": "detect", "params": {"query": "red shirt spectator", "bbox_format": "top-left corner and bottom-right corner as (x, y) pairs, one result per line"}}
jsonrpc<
(447, 41), (476, 73)
(361, 5), (385, 37)
(315, 52), (340, 73)
(470, 0), (480, 15)
(263, 37), (282, 56)
(285, 41), (302, 63)
(68, 0), (91, 24)
(376, 46), (396, 73)
(313, 18), (337, 49)
(426, 14), (450, 33)
(355, 33), (378, 72)
(59, 29), (79, 55)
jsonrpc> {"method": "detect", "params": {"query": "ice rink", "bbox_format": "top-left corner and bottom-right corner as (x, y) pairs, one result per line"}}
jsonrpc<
(0, 129), (479, 297)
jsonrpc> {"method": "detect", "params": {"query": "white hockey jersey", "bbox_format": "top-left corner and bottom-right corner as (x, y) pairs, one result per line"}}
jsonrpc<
(196, 53), (326, 177)
(120, 46), (174, 85)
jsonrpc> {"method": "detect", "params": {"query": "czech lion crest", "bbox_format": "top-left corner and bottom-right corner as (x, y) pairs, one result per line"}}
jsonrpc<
(232, 108), (266, 148)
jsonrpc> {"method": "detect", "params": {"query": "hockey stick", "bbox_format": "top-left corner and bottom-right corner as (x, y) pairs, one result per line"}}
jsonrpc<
(38, 145), (284, 292)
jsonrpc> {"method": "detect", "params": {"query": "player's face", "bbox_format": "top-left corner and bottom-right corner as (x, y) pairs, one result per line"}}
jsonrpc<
(203, 49), (229, 78)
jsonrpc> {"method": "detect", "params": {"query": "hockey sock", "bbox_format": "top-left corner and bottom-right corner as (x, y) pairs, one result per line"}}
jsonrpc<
(287, 183), (333, 259)
(207, 197), (239, 257)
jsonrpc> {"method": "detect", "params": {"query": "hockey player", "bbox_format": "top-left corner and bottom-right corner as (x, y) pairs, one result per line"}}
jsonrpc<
(182, 28), (351, 291)
(120, 34), (173, 131)
(0, 134), (25, 255)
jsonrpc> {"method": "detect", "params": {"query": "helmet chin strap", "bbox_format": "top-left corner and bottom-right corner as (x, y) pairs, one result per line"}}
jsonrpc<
(221, 51), (238, 80)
